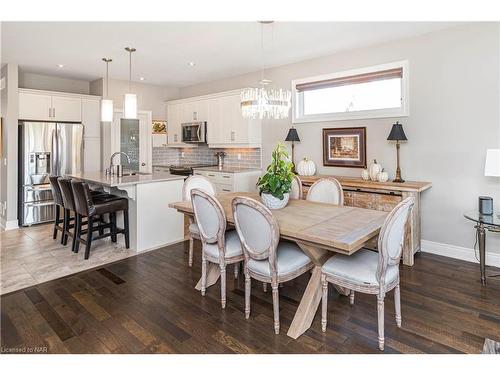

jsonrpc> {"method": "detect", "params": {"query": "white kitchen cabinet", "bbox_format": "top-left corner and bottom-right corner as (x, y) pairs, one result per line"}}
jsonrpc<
(81, 99), (100, 138)
(19, 92), (52, 121)
(166, 103), (196, 148)
(193, 169), (261, 193)
(169, 92), (261, 149)
(83, 138), (101, 172)
(51, 95), (82, 122)
(19, 89), (83, 122)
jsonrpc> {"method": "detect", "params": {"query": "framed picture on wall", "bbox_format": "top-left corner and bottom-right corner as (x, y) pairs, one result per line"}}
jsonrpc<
(322, 127), (367, 168)
(152, 120), (167, 134)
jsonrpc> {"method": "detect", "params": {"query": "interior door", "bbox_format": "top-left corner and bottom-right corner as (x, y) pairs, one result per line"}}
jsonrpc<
(56, 123), (84, 176)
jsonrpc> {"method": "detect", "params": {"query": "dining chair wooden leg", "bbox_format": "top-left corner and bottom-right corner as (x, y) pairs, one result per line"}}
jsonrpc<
(123, 209), (130, 249)
(377, 295), (385, 351)
(62, 208), (70, 245)
(84, 216), (94, 260)
(234, 263), (239, 279)
(349, 290), (355, 305)
(110, 212), (117, 243)
(220, 264), (226, 309)
(263, 282), (267, 292)
(72, 213), (80, 252)
(394, 284), (402, 328)
(74, 214), (82, 253)
(321, 274), (328, 332)
(244, 268), (251, 319)
(188, 237), (194, 267)
(272, 283), (280, 334)
(201, 255), (207, 296)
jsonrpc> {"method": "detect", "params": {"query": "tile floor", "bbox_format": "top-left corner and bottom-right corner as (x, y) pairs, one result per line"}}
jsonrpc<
(0, 223), (137, 295)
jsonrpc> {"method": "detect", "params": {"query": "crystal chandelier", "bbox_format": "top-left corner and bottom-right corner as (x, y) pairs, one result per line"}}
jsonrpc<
(241, 22), (291, 120)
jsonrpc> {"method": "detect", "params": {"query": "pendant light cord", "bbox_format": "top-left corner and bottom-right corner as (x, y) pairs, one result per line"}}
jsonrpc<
(129, 49), (132, 91)
(106, 61), (109, 97)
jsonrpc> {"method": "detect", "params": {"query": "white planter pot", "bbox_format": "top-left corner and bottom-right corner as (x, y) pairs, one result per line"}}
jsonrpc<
(261, 192), (289, 210)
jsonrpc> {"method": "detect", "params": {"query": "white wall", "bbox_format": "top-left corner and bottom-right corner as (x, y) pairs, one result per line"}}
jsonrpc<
(90, 78), (179, 120)
(18, 71), (90, 94)
(0, 63), (19, 230)
(180, 23), (500, 260)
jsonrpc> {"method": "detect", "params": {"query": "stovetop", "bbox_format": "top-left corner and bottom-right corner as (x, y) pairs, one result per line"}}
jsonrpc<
(168, 163), (218, 176)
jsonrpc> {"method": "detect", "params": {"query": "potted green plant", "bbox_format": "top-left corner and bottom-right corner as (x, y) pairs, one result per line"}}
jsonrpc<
(257, 143), (294, 209)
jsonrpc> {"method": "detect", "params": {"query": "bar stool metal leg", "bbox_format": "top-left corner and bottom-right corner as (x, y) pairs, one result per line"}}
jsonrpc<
(84, 216), (94, 260)
(124, 209), (130, 249)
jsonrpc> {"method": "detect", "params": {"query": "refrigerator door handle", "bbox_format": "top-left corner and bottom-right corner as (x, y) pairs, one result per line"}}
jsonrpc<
(52, 127), (59, 176)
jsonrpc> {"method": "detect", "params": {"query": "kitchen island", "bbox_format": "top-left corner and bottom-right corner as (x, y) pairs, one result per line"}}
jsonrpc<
(68, 171), (186, 252)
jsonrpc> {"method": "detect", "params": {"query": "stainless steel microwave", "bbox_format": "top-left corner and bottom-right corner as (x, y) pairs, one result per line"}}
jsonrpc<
(181, 121), (206, 143)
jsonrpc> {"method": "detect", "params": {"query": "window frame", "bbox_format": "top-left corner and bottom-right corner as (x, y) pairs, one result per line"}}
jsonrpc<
(292, 60), (409, 124)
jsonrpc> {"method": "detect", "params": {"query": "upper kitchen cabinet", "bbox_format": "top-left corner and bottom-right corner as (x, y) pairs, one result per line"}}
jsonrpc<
(19, 89), (83, 122)
(207, 93), (261, 148)
(166, 103), (197, 148)
(167, 90), (261, 149)
(81, 98), (100, 138)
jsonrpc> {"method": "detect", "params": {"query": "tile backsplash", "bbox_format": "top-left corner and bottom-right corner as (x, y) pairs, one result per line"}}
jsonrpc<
(153, 144), (261, 169)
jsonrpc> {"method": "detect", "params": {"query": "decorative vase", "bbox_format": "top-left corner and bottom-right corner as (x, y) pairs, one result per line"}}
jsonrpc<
(261, 192), (290, 210)
(296, 157), (316, 176)
(369, 159), (382, 181)
(377, 169), (389, 182)
(361, 169), (370, 181)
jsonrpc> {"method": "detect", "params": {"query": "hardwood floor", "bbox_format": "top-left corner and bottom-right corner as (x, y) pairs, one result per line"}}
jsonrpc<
(1, 240), (499, 354)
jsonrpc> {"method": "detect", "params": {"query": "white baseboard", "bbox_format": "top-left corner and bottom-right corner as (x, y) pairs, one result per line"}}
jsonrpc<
(0, 218), (19, 231)
(421, 240), (500, 267)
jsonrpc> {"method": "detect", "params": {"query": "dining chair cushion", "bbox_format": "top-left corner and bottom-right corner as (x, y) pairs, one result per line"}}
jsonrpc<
(247, 241), (311, 277)
(322, 249), (398, 286)
(204, 230), (243, 260)
(189, 223), (200, 234)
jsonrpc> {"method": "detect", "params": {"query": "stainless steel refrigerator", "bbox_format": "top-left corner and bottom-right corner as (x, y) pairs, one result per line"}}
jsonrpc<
(18, 121), (84, 226)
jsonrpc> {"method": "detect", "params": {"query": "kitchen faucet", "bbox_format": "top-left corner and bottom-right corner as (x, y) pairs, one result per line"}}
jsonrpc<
(106, 152), (131, 176)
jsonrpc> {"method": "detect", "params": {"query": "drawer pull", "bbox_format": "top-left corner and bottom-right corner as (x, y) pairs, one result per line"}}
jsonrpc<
(208, 174), (215, 177)
(223, 175), (230, 178)
(222, 189), (231, 192)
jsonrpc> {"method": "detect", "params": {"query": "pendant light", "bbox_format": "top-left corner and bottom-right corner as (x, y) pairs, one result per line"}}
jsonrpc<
(240, 21), (291, 120)
(123, 47), (137, 119)
(100, 58), (114, 122)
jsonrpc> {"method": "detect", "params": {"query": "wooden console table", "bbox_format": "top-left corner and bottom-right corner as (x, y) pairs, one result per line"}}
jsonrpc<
(299, 175), (432, 266)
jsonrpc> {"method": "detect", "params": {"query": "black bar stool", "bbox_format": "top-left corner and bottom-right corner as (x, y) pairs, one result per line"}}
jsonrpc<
(71, 180), (130, 259)
(49, 175), (65, 243)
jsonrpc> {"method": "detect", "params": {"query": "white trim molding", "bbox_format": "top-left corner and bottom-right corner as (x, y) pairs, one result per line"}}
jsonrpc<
(0, 218), (19, 231)
(421, 240), (500, 267)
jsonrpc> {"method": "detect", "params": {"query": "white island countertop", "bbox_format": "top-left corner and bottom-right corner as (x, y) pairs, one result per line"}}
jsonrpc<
(67, 171), (185, 187)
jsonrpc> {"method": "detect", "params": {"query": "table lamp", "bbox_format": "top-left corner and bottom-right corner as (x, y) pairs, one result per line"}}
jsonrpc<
(387, 121), (408, 183)
(285, 127), (300, 172)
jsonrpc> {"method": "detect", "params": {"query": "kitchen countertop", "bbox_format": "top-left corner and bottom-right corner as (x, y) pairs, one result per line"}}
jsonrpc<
(67, 171), (185, 187)
(193, 166), (262, 173)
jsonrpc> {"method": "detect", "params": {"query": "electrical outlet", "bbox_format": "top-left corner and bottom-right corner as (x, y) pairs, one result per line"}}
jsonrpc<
(237, 153), (241, 160)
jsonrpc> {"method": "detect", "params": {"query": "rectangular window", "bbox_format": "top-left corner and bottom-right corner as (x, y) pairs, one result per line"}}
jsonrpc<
(292, 61), (409, 123)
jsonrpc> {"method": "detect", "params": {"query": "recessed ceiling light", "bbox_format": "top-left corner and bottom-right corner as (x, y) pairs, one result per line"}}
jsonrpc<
(57, 64), (64, 68)
(139, 77), (145, 81)
(187, 61), (196, 67)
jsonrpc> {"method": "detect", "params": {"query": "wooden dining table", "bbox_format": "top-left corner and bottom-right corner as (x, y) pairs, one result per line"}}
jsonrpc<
(169, 192), (388, 339)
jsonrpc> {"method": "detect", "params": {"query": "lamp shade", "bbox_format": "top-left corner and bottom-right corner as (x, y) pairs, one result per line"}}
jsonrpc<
(100, 99), (114, 122)
(485, 149), (500, 176)
(123, 93), (137, 119)
(285, 127), (300, 142)
(387, 121), (408, 141)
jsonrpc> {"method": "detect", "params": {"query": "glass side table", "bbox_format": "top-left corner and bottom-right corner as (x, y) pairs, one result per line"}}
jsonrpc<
(463, 211), (500, 285)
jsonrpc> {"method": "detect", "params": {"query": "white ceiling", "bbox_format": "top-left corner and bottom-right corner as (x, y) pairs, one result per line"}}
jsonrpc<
(1, 22), (459, 88)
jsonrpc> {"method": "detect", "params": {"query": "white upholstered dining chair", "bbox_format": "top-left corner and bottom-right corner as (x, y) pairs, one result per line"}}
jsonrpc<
(232, 196), (314, 334)
(306, 177), (344, 205)
(182, 175), (216, 267)
(320, 196), (415, 351)
(290, 175), (303, 200)
(191, 189), (244, 309)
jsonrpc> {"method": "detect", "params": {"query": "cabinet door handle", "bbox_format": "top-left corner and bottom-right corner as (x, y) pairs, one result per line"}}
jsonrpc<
(53, 108), (55, 118)
(49, 107), (52, 118)
(174, 134), (178, 142)
(230, 131), (235, 141)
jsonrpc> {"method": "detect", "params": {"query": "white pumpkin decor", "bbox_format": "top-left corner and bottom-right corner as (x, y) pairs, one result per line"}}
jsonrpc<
(369, 159), (382, 181)
(377, 169), (389, 183)
(296, 157), (316, 176)
(361, 169), (370, 181)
